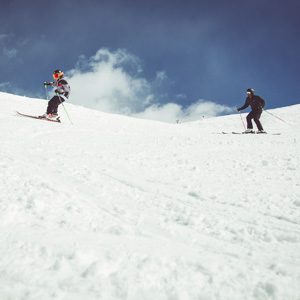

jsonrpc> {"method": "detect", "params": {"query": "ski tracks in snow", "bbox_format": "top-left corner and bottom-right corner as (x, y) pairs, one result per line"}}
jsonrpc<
(0, 95), (300, 300)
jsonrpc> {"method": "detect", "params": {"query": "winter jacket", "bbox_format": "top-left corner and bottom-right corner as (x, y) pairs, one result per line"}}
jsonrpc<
(50, 78), (70, 100)
(238, 95), (265, 112)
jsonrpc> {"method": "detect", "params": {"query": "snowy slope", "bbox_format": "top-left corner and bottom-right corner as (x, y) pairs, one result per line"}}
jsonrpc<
(0, 92), (299, 300)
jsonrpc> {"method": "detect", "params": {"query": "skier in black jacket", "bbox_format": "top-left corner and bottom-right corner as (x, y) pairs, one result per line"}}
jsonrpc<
(237, 88), (266, 133)
(40, 69), (70, 121)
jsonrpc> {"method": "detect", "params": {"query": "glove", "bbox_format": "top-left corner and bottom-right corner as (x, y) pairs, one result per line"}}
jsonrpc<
(55, 88), (63, 94)
(43, 81), (52, 86)
(237, 108), (241, 112)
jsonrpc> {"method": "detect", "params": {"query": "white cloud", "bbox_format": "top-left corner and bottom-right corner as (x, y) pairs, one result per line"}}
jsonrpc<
(0, 82), (10, 90)
(67, 48), (233, 123)
(133, 100), (233, 123)
(133, 103), (183, 123)
(67, 48), (154, 114)
(3, 47), (18, 59)
(183, 100), (233, 120)
(0, 34), (9, 41)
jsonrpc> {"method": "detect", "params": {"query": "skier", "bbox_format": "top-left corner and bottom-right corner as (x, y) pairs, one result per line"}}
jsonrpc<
(237, 88), (266, 133)
(40, 69), (70, 120)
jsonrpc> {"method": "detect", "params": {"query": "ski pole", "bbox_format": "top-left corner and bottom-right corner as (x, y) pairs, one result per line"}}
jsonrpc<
(44, 84), (49, 100)
(239, 111), (246, 130)
(263, 108), (289, 125)
(56, 93), (73, 124)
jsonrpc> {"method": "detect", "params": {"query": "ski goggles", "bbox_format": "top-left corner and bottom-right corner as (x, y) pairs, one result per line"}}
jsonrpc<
(53, 73), (61, 79)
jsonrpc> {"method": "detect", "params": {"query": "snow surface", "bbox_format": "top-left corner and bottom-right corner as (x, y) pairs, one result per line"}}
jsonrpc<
(0, 92), (299, 300)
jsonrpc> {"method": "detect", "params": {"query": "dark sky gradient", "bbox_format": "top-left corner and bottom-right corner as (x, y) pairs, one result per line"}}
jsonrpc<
(0, 0), (299, 109)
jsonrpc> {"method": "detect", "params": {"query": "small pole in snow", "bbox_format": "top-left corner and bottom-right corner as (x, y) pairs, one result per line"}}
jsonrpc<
(56, 93), (73, 125)
(239, 111), (246, 131)
(44, 84), (49, 100)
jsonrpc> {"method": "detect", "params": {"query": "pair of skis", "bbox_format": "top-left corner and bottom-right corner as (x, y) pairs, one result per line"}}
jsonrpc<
(16, 111), (61, 123)
(221, 132), (281, 135)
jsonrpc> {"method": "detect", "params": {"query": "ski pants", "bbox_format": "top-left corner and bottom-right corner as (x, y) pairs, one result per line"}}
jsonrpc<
(246, 110), (263, 131)
(46, 95), (65, 114)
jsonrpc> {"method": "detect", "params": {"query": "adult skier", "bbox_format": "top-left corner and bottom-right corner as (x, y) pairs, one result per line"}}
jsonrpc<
(237, 88), (266, 133)
(40, 69), (70, 121)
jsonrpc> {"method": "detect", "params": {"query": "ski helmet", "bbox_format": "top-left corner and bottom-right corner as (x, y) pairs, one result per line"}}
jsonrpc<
(246, 88), (255, 95)
(53, 69), (64, 80)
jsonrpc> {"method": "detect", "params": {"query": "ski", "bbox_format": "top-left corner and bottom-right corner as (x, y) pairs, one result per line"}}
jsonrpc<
(16, 111), (61, 123)
(221, 132), (281, 135)
(221, 132), (251, 134)
(233, 132), (252, 134)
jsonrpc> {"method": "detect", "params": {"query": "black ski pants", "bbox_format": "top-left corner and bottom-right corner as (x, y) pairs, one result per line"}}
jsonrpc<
(246, 110), (263, 131)
(46, 95), (65, 114)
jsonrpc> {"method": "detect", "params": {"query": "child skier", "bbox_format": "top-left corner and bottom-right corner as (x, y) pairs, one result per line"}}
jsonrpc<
(40, 69), (70, 121)
(237, 88), (266, 133)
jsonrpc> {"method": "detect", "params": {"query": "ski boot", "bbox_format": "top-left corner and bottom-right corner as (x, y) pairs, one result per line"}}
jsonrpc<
(39, 113), (60, 121)
(257, 130), (267, 134)
(46, 113), (60, 121)
(242, 129), (255, 134)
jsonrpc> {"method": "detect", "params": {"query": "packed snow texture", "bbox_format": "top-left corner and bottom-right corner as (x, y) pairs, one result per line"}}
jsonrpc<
(0, 92), (299, 300)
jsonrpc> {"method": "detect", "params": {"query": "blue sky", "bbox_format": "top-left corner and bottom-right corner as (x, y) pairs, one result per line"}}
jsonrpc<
(0, 0), (299, 121)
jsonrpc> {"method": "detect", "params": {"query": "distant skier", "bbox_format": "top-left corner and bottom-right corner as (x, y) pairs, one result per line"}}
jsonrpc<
(40, 69), (70, 121)
(237, 88), (266, 133)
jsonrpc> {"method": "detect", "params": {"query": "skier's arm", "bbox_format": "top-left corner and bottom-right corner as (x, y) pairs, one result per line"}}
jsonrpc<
(55, 87), (64, 94)
(44, 81), (55, 86)
(237, 99), (249, 111)
(259, 97), (265, 109)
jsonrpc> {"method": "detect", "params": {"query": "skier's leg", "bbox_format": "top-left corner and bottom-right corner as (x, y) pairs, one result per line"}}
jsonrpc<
(246, 112), (254, 129)
(46, 96), (57, 114)
(47, 96), (64, 114)
(253, 110), (264, 131)
(52, 96), (65, 114)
